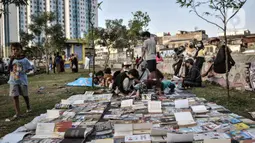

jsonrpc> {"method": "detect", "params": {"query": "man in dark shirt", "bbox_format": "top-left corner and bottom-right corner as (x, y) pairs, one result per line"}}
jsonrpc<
(182, 59), (202, 88)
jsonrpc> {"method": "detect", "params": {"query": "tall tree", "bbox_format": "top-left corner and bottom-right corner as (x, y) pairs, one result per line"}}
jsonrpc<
(176, 0), (247, 100)
(93, 19), (128, 69)
(29, 12), (66, 74)
(127, 11), (151, 59)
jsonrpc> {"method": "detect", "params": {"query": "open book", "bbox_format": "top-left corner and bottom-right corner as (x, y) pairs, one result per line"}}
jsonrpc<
(191, 105), (209, 113)
(148, 101), (162, 113)
(32, 123), (61, 139)
(174, 99), (189, 109)
(114, 124), (133, 138)
(133, 123), (152, 135)
(121, 99), (133, 108)
(174, 112), (197, 127)
(60, 128), (93, 143)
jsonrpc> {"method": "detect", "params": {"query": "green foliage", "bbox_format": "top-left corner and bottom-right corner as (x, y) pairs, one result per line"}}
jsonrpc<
(127, 11), (151, 48)
(28, 12), (65, 54)
(20, 31), (34, 48)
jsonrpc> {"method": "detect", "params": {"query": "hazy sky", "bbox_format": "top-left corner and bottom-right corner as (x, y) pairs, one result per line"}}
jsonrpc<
(98, 0), (255, 37)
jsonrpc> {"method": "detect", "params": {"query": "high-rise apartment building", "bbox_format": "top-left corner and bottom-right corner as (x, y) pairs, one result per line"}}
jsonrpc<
(4, 0), (98, 44)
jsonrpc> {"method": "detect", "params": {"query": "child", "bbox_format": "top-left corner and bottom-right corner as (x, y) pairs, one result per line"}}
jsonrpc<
(101, 68), (113, 87)
(8, 43), (32, 120)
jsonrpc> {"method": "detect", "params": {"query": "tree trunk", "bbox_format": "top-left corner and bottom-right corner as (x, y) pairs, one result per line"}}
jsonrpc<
(45, 46), (50, 74)
(224, 25), (230, 103)
(105, 47), (110, 69)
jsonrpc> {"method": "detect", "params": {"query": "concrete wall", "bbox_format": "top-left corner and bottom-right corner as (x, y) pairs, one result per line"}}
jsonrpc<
(158, 54), (255, 90)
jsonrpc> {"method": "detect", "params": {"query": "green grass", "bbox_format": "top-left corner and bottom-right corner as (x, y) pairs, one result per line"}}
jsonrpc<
(191, 82), (255, 119)
(0, 69), (94, 137)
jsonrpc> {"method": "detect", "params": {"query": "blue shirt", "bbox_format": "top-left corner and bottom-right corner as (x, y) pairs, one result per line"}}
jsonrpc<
(8, 58), (32, 85)
(162, 80), (175, 90)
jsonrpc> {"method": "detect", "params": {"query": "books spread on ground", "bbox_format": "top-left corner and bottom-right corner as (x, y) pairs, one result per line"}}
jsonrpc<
(167, 133), (193, 143)
(191, 105), (209, 113)
(32, 123), (59, 139)
(72, 100), (85, 105)
(175, 99), (189, 109)
(133, 123), (152, 135)
(249, 112), (255, 119)
(151, 135), (167, 143)
(55, 121), (72, 132)
(203, 139), (231, 143)
(125, 134), (151, 143)
(121, 99), (133, 108)
(46, 110), (60, 119)
(114, 124), (133, 138)
(60, 128), (93, 143)
(148, 101), (162, 113)
(174, 112), (196, 127)
(142, 94), (152, 101)
(61, 99), (71, 105)
(94, 138), (114, 143)
(1, 132), (31, 143)
(84, 91), (94, 96)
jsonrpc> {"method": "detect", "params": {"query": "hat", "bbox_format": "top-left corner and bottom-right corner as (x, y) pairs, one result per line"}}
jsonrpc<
(123, 62), (132, 66)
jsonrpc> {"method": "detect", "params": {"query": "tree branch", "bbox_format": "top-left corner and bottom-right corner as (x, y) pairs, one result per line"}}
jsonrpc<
(193, 7), (224, 31)
(226, 0), (247, 23)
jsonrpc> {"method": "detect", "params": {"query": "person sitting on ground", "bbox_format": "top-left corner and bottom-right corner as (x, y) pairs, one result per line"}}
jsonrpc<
(112, 62), (132, 81)
(112, 69), (139, 96)
(138, 60), (150, 82)
(93, 70), (104, 85)
(161, 79), (176, 94)
(101, 68), (113, 87)
(182, 59), (202, 88)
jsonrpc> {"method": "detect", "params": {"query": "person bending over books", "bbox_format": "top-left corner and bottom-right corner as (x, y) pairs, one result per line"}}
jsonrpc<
(182, 59), (202, 88)
(93, 70), (104, 85)
(144, 69), (165, 96)
(100, 68), (113, 87)
(112, 69), (140, 96)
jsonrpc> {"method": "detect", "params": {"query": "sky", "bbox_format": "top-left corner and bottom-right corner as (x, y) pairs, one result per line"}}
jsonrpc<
(98, 0), (255, 37)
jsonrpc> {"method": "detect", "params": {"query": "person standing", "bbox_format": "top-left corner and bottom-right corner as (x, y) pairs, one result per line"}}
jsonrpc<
(194, 41), (206, 71)
(71, 54), (78, 73)
(54, 52), (62, 73)
(156, 52), (163, 64)
(141, 31), (157, 72)
(8, 43), (32, 120)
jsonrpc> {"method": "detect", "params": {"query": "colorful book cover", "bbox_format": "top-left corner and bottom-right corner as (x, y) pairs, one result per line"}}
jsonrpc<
(234, 123), (250, 130)
(55, 121), (72, 132)
(229, 131), (253, 140)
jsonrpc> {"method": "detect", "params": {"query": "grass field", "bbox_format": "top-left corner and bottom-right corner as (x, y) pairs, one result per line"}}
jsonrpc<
(0, 70), (92, 137)
(0, 71), (255, 137)
(191, 83), (255, 119)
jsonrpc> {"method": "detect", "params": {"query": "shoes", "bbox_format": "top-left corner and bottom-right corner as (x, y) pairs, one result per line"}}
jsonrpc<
(26, 109), (32, 113)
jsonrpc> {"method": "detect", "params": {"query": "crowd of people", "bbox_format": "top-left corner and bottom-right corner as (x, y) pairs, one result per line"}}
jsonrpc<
(93, 32), (236, 98)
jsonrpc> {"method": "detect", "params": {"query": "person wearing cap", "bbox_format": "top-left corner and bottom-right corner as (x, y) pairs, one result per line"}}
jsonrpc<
(182, 59), (202, 88)
(112, 69), (140, 95)
(141, 31), (157, 72)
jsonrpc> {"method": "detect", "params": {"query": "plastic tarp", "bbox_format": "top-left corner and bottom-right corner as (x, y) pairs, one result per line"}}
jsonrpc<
(66, 78), (99, 87)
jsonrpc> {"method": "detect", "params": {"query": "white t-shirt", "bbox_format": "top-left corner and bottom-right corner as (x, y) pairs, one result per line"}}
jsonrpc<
(143, 37), (156, 61)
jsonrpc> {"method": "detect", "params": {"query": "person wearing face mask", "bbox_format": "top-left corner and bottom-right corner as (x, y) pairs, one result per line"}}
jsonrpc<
(112, 69), (140, 95)
(194, 41), (206, 71)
